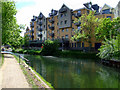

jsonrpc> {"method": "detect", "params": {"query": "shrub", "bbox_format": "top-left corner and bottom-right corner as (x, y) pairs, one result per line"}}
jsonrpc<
(41, 40), (59, 56)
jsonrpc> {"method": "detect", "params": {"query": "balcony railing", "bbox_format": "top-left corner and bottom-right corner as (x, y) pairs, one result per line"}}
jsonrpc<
(38, 15), (43, 19)
(74, 21), (81, 26)
(30, 24), (34, 27)
(38, 33), (42, 37)
(59, 8), (67, 13)
(49, 19), (54, 23)
(49, 33), (54, 37)
(31, 19), (36, 21)
(74, 13), (81, 18)
(38, 28), (42, 31)
(49, 25), (54, 30)
(38, 21), (42, 25)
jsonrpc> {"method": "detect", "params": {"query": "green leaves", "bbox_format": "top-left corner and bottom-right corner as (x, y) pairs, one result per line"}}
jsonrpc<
(2, 1), (23, 48)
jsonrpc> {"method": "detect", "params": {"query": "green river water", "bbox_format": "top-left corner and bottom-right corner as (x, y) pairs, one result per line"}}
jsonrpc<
(20, 54), (120, 88)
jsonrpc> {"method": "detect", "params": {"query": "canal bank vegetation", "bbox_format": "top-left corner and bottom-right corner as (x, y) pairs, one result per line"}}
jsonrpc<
(0, 54), (4, 67)
(13, 54), (54, 89)
(96, 17), (120, 60)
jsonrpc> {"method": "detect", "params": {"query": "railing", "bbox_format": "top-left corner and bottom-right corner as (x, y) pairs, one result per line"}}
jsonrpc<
(59, 8), (67, 13)
(13, 53), (50, 88)
(38, 15), (43, 19)
(49, 19), (54, 23)
(13, 54), (31, 70)
(49, 25), (54, 30)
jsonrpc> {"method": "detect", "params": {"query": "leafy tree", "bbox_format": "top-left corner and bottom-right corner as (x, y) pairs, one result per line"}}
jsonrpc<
(72, 11), (99, 51)
(95, 18), (117, 41)
(41, 40), (59, 56)
(23, 35), (30, 47)
(2, 1), (23, 49)
(97, 17), (120, 60)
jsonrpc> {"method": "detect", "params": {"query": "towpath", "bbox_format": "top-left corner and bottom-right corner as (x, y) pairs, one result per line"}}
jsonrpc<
(0, 54), (30, 89)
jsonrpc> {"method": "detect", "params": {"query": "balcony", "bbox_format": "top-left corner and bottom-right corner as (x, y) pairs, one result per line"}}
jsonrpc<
(38, 33), (42, 37)
(30, 24), (34, 27)
(49, 19), (54, 23)
(59, 8), (67, 13)
(38, 15), (43, 19)
(74, 21), (81, 26)
(49, 13), (54, 17)
(74, 13), (81, 18)
(31, 30), (34, 33)
(49, 25), (54, 30)
(38, 21), (42, 25)
(31, 18), (36, 21)
(38, 28), (42, 31)
(49, 33), (54, 37)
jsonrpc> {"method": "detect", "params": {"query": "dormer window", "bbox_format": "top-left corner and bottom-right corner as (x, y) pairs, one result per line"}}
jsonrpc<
(89, 4), (91, 9)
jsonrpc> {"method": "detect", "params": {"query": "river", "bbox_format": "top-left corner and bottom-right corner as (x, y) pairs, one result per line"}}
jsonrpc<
(17, 54), (120, 88)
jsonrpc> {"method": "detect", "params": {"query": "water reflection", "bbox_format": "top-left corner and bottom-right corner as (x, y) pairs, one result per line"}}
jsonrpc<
(23, 54), (120, 88)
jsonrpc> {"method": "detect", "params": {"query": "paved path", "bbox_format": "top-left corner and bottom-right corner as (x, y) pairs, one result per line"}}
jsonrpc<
(0, 54), (30, 88)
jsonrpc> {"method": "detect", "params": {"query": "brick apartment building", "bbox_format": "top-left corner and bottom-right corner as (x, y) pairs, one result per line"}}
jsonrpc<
(24, 2), (115, 51)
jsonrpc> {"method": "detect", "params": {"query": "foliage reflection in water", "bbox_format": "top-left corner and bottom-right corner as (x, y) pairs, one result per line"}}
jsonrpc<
(22, 54), (120, 88)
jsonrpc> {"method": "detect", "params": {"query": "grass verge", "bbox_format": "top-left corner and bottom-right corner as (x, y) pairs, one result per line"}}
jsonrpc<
(0, 54), (4, 68)
(13, 54), (54, 89)
(13, 54), (38, 88)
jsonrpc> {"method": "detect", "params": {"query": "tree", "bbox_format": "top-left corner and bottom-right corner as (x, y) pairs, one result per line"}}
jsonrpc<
(23, 35), (30, 47)
(41, 40), (59, 56)
(2, 1), (23, 48)
(72, 11), (99, 51)
(97, 17), (120, 60)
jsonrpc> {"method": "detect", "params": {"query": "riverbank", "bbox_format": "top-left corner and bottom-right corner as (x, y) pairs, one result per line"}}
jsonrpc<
(0, 54), (4, 68)
(13, 54), (54, 89)
(13, 49), (99, 59)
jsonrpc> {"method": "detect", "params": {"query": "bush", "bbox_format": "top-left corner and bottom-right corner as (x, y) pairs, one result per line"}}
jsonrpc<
(41, 40), (59, 56)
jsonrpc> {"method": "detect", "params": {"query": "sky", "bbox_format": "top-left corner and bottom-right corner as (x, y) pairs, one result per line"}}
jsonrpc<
(13, 0), (120, 36)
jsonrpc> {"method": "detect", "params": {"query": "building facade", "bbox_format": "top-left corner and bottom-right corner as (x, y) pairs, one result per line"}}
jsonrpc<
(25, 2), (115, 50)
(114, 1), (120, 18)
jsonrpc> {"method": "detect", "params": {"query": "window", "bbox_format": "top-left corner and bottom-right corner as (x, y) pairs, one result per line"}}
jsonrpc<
(44, 31), (45, 34)
(61, 14), (63, 17)
(44, 19), (45, 22)
(62, 29), (64, 32)
(87, 10), (89, 14)
(77, 43), (81, 47)
(82, 43), (84, 47)
(72, 43), (73, 47)
(102, 9), (110, 14)
(75, 43), (76, 47)
(78, 10), (81, 13)
(44, 25), (45, 28)
(65, 35), (68, 39)
(61, 21), (63, 25)
(64, 13), (67, 16)
(52, 30), (54, 33)
(66, 29), (68, 32)
(62, 36), (64, 39)
(72, 28), (74, 31)
(57, 23), (59, 25)
(71, 35), (73, 37)
(57, 30), (59, 33)
(107, 16), (111, 20)
(65, 20), (67, 24)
